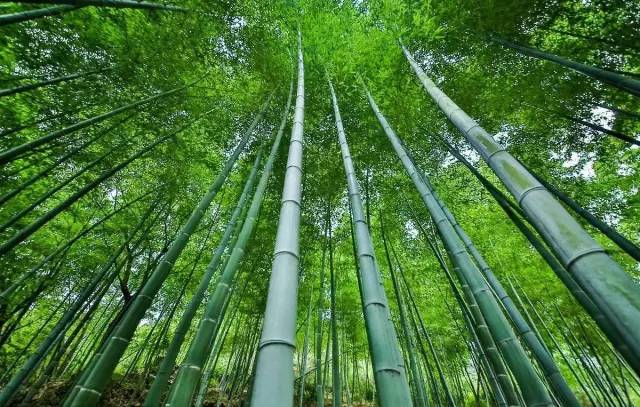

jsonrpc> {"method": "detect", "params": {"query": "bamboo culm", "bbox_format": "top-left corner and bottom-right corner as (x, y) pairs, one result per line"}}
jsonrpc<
(142, 142), (266, 407)
(334, 79), (412, 406)
(443, 139), (640, 371)
(521, 161), (640, 262)
(366, 86), (553, 406)
(487, 35), (640, 96)
(62, 95), (271, 406)
(0, 69), (107, 98)
(251, 30), (305, 407)
(166, 86), (291, 406)
(402, 44), (640, 376)
(0, 4), (82, 26)
(9, 0), (187, 11)
(411, 152), (579, 406)
(0, 85), (187, 165)
(379, 215), (429, 407)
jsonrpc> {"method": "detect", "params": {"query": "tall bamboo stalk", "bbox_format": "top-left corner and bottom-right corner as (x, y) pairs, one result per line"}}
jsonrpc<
(442, 135), (640, 371)
(366, 86), (553, 406)
(0, 4), (81, 25)
(487, 36), (640, 96)
(251, 31), (305, 407)
(10, 0), (187, 11)
(142, 143), (266, 407)
(332, 78), (412, 406)
(379, 215), (429, 407)
(410, 153), (579, 406)
(165, 86), (292, 407)
(402, 44), (640, 375)
(328, 220), (341, 407)
(298, 291), (314, 407)
(0, 85), (187, 165)
(62, 95), (271, 406)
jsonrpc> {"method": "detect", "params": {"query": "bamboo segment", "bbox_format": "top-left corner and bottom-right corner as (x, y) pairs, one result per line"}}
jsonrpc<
(62, 95), (271, 406)
(142, 142), (265, 407)
(333, 79), (412, 406)
(165, 83), (293, 407)
(251, 31), (306, 407)
(366, 86), (554, 406)
(402, 44), (640, 376)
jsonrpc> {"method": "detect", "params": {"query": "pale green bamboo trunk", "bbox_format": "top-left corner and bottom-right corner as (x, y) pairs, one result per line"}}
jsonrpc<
(165, 83), (293, 407)
(332, 79), (412, 406)
(365, 86), (553, 406)
(402, 44), (640, 376)
(62, 95), (272, 407)
(251, 31), (305, 407)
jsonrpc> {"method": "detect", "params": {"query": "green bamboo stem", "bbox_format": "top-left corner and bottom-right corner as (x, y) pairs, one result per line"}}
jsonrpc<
(8, 0), (187, 11)
(62, 95), (271, 406)
(298, 291), (314, 407)
(379, 215), (429, 407)
(0, 4), (81, 25)
(414, 161), (578, 406)
(251, 31), (305, 407)
(366, 87), (553, 406)
(521, 162), (640, 262)
(396, 246), (456, 407)
(142, 144), (265, 407)
(328, 219), (341, 407)
(487, 36), (640, 96)
(0, 85), (187, 165)
(333, 79), (412, 406)
(0, 69), (106, 97)
(316, 215), (329, 407)
(443, 140), (640, 371)
(402, 44), (640, 376)
(166, 87), (291, 406)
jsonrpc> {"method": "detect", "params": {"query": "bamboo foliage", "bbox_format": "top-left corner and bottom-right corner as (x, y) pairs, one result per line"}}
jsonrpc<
(251, 31), (305, 407)
(0, 202), (159, 406)
(365, 86), (554, 406)
(487, 36), (640, 96)
(1, 3), (639, 406)
(401, 44), (640, 376)
(0, 108), (215, 256)
(0, 85), (188, 165)
(332, 78), (412, 406)
(165, 83), (293, 407)
(61, 95), (272, 406)
(142, 142), (266, 407)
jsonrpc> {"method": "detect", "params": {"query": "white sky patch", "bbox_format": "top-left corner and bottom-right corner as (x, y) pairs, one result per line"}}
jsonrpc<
(404, 220), (419, 239)
(561, 151), (596, 179)
(617, 163), (635, 176)
(107, 188), (119, 202)
(590, 106), (614, 129)
(230, 16), (246, 32)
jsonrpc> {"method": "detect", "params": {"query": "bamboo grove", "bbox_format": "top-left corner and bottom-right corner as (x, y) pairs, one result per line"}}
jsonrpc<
(0, 0), (639, 406)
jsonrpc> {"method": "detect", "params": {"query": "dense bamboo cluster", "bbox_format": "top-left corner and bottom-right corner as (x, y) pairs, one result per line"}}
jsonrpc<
(1, 1), (639, 406)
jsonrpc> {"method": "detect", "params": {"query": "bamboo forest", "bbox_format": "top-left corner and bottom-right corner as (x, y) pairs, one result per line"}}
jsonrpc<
(1, 0), (640, 406)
